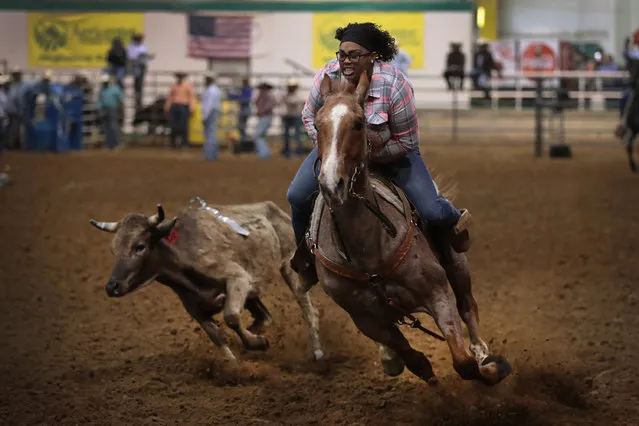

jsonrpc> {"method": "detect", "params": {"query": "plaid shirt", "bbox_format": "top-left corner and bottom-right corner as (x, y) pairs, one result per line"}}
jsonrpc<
(302, 59), (419, 161)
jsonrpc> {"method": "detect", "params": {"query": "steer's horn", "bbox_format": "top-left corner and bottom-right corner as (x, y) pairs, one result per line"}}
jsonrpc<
(89, 219), (119, 233)
(148, 204), (165, 226)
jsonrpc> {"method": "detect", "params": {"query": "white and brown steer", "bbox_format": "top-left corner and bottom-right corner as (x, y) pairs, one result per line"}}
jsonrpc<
(90, 201), (323, 363)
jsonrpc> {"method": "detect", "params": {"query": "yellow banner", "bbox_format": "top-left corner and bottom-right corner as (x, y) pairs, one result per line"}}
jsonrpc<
(189, 100), (240, 146)
(312, 13), (424, 69)
(27, 13), (144, 68)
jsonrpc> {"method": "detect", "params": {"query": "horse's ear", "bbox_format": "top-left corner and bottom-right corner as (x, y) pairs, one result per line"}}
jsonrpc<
(320, 74), (332, 98)
(354, 71), (370, 106)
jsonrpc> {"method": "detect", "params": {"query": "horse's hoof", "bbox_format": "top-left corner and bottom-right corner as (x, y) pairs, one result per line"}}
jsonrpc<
(382, 357), (405, 377)
(312, 349), (325, 362)
(247, 336), (270, 351)
(479, 355), (512, 385)
(247, 323), (264, 335)
(427, 376), (439, 387)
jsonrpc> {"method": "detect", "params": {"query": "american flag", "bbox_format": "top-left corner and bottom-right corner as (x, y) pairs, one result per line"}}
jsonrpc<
(187, 14), (252, 59)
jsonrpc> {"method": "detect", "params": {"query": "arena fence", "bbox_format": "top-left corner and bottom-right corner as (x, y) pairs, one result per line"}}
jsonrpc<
(14, 68), (630, 149)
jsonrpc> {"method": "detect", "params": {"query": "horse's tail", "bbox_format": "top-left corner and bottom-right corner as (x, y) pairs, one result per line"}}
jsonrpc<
(432, 173), (458, 203)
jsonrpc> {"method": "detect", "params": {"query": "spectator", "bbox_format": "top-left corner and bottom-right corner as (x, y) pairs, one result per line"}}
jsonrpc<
(0, 74), (11, 187)
(63, 74), (86, 149)
(106, 37), (127, 88)
(597, 53), (620, 89)
(443, 42), (466, 90)
(200, 72), (222, 161)
(227, 76), (253, 141)
(470, 42), (501, 99)
(391, 40), (412, 75)
(96, 74), (124, 150)
(0, 74), (9, 152)
(253, 82), (277, 159)
(281, 78), (305, 157)
(126, 33), (154, 110)
(164, 72), (195, 149)
(6, 67), (23, 149)
(21, 70), (53, 148)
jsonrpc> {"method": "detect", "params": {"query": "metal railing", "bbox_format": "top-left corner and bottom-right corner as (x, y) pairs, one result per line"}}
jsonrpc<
(11, 67), (631, 148)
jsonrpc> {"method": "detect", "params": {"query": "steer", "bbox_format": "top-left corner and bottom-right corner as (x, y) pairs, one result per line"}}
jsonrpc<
(89, 200), (324, 362)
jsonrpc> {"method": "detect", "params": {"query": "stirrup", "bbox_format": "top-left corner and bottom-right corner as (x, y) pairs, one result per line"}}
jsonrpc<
(449, 209), (471, 253)
(454, 209), (471, 235)
(290, 241), (319, 292)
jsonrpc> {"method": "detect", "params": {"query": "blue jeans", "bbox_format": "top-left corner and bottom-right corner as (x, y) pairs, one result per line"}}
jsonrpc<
(282, 116), (303, 155)
(106, 66), (127, 87)
(254, 115), (272, 158)
(101, 108), (119, 149)
(286, 147), (461, 244)
(203, 112), (218, 160)
(238, 104), (251, 140)
(170, 104), (190, 147)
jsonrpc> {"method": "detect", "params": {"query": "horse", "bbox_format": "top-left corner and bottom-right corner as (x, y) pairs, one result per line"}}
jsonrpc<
(300, 71), (512, 386)
(617, 59), (639, 172)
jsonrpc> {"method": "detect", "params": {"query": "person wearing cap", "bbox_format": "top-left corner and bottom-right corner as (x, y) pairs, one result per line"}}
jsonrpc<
(127, 33), (154, 110)
(6, 67), (23, 149)
(281, 78), (305, 157)
(164, 72), (196, 149)
(227, 76), (253, 141)
(106, 37), (127, 88)
(470, 41), (500, 99)
(20, 69), (53, 148)
(286, 22), (471, 286)
(253, 82), (277, 159)
(62, 74), (86, 150)
(443, 42), (466, 91)
(96, 74), (124, 150)
(201, 72), (222, 160)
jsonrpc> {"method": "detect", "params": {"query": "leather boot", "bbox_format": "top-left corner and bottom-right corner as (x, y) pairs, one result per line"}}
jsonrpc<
(449, 209), (472, 253)
(290, 241), (319, 292)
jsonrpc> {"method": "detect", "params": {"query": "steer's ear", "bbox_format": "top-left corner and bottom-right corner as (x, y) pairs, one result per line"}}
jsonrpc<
(154, 217), (178, 238)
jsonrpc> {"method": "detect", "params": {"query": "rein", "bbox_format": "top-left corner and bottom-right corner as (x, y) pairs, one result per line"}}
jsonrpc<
(314, 158), (397, 238)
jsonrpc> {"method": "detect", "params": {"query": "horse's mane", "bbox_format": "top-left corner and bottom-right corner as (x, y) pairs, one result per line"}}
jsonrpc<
(326, 78), (359, 98)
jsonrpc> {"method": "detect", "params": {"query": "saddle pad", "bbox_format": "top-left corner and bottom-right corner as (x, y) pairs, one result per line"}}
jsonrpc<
(308, 193), (325, 246)
(370, 177), (405, 214)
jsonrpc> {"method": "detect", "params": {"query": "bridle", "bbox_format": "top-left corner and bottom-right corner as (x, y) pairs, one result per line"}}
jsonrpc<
(314, 152), (398, 239)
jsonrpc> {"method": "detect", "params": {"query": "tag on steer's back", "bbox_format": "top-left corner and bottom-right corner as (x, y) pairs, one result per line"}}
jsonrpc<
(189, 197), (250, 237)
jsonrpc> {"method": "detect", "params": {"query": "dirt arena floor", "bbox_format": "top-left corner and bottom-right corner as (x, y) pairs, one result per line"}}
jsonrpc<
(1, 143), (638, 425)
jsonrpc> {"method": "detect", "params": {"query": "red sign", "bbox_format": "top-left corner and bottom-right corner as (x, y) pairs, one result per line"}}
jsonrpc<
(521, 42), (556, 73)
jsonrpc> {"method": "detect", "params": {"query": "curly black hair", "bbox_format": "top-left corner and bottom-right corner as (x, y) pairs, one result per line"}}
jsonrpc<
(335, 22), (398, 62)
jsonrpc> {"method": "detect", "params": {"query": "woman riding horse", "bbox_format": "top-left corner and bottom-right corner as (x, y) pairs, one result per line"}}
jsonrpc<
(287, 22), (470, 283)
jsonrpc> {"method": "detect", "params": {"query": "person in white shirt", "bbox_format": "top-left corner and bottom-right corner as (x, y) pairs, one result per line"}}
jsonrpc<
(391, 40), (412, 75)
(126, 33), (154, 110)
(200, 72), (222, 160)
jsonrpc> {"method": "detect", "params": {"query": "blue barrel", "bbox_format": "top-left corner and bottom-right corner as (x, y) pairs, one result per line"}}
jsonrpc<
(62, 84), (84, 150)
